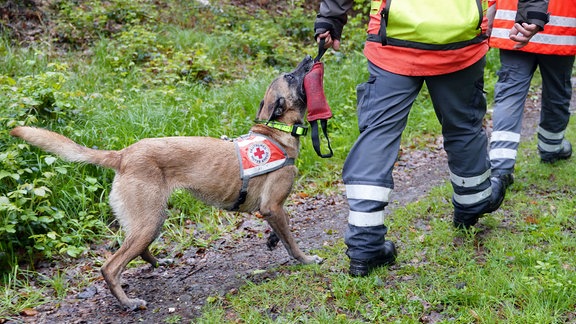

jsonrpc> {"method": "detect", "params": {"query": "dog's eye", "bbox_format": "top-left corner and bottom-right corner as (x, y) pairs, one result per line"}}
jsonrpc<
(284, 74), (295, 82)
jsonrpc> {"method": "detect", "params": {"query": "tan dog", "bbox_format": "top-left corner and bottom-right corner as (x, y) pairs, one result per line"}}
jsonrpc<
(10, 56), (322, 310)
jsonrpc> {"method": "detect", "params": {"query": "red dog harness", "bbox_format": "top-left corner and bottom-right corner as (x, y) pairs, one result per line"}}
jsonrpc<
(231, 132), (294, 210)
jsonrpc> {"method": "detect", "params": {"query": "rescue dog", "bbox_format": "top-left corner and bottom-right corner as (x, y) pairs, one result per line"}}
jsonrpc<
(10, 56), (322, 310)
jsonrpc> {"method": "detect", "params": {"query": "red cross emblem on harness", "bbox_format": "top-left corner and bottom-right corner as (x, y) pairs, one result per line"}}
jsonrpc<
(235, 133), (288, 177)
(248, 143), (271, 164)
(253, 147), (266, 159)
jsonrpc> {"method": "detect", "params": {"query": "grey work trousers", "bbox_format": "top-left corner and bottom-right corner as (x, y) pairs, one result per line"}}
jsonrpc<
(490, 49), (574, 175)
(344, 58), (491, 260)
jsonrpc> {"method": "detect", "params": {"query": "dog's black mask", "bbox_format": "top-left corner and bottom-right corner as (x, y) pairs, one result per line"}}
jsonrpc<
(257, 56), (314, 122)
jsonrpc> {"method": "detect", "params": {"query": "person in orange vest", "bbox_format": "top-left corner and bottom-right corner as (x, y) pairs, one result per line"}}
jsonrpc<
(312, 0), (548, 277)
(488, 0), (575, 200)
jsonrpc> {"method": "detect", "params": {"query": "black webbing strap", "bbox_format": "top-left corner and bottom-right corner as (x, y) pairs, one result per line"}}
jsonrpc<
(311, 119), (333, 158)
(230, 177), (249, 211)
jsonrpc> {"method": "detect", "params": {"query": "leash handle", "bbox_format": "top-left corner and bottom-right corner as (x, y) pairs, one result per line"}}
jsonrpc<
(310, 119), (333, 158)
(314, 38), (327, 62)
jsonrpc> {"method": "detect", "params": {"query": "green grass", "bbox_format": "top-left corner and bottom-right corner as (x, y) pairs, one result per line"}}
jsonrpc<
(1, 0), (575, 322)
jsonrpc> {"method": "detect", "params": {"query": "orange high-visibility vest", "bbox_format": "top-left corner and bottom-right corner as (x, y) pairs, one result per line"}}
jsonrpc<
(489, 0), (576, 55)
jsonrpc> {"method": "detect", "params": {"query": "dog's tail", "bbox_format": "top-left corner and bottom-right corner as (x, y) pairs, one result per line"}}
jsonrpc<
(10, 126), (121, 170)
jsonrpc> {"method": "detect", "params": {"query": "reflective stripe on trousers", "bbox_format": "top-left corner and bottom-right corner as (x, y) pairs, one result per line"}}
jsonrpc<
(489, 50), (574, 173)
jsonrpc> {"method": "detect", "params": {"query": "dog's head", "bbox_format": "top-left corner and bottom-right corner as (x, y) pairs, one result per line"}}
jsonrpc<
(256, 55), (314, 124)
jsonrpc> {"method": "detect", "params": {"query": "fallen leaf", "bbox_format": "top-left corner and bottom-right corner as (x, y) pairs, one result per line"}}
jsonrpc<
(20, 308), (38, 316)
(296, 192), (309, 198)
(525, 216), (539, 224)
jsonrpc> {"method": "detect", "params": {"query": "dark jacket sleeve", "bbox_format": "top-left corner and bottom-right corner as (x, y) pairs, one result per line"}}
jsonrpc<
(314, 0), (354, 41)
(516, 0), (549, 30)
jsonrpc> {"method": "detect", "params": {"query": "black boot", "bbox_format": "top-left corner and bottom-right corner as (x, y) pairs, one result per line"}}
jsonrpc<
(453, 174), (513, 228)
(453, 210), (481, 229)
(540, 139), (572, 163)
(349, 241), (397, 277)
(484, 173), (514, 213)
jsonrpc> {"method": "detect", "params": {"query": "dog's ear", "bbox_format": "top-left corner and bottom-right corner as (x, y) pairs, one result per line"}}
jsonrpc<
(269, 97), (286, 120)
(256, 100), (264, 118)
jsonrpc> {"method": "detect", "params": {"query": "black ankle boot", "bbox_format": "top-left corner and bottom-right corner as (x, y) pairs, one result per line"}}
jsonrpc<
(540, 139), (572, 163)
(349, 241), (397, 277)
(485, 173), (514, 213)
(453, 210), (481, 229)
(453, 174), (514, 228)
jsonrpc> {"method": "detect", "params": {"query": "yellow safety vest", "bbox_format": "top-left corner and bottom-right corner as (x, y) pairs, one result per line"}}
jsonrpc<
(368, 0), (487, 50)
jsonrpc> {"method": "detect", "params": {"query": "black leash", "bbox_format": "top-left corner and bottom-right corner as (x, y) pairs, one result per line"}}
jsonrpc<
(314, 38), (327, 62)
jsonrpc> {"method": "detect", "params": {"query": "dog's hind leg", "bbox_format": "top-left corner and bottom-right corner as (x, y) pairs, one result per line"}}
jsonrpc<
(261, 205), (323, 265)
(101, 227), (162, 310)
(102, 180), (168, 310)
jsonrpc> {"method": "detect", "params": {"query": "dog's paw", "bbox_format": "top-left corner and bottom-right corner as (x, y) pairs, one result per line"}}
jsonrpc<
(125, 298), (148, 311)
(266, 232), (280, 250)
(302, 255), (324, 265)
(157, 258), (174, 267)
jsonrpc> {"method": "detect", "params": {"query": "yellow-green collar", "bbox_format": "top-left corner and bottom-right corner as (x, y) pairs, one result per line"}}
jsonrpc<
(254, 120), (308, 137)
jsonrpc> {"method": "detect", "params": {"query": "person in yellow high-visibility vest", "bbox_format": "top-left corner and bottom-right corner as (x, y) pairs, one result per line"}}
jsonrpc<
(312, 0), (548, 277)
(488, 0), (576, 200)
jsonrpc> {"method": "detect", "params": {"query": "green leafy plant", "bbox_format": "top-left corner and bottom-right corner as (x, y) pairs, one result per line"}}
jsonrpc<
(0, 63), (106, 270)
(50, 0), (157, 48)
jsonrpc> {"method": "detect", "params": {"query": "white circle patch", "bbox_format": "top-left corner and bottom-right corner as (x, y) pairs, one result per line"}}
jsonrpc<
(248, 143), (271, 165)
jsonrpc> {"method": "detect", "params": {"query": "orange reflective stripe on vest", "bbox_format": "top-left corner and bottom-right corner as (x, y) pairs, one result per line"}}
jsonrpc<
(489, 0), (576, 55)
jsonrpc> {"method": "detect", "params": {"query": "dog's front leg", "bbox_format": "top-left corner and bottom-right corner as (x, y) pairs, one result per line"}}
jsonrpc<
(261, 206), (323, 264)
(266, 231), (280, 250)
